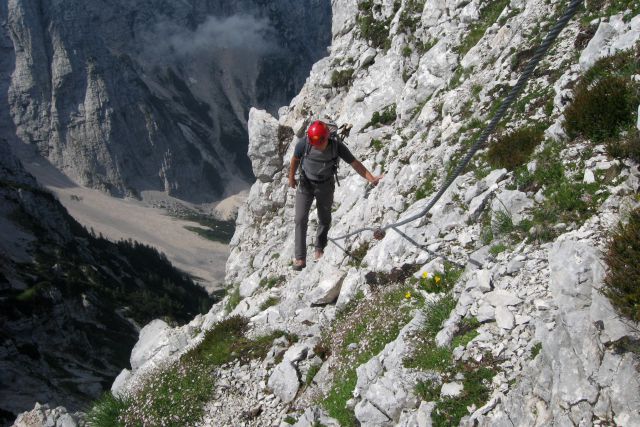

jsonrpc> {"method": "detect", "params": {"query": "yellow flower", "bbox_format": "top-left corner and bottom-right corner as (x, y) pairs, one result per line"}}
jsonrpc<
(405, 291), (412, 299)
(435, 276), (441, 284)
(422, 271), (429, 279)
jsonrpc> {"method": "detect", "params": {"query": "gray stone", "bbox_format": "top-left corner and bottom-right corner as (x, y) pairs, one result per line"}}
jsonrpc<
(309, 264), (346, 305)
(440, 382), (463, 398)
(268, 361), (300, 403)
(283, 343), (309, 363)
(484, 290), (522, 307)
(477, 303), (495, 323)
(495, 306), (515, 330)
(248, 109), (284, 183)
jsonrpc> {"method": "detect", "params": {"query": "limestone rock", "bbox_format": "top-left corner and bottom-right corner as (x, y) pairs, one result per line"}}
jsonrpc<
(248, 109), (285, 183)
(268, 361), (300, 404)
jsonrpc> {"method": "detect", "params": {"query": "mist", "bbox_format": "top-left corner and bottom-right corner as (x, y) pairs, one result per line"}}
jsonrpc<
(140, 14), (280, 65)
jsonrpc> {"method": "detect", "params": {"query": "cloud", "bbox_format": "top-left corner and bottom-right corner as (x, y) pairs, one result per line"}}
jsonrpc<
(141, 14), (279, 63)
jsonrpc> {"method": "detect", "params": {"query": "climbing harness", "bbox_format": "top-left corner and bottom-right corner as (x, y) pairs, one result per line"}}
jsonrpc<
(328, 0), (584, 262)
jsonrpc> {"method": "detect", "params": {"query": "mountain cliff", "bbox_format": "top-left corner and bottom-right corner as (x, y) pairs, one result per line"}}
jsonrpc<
(0, 138), (215, 425)
(1, 0), (330, 201)
(12, 0), (640, 426)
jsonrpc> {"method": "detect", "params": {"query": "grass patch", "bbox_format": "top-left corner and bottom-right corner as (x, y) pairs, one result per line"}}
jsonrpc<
(178, 213), (235, 244)
(260, 275), (285, 289)
(86, 392), (131, 427)
(331, 69), (355, 88)
(260, 296), (280, 311)
(415, 171), (437, 201)
(415, 263), (463, 294)
(321, 282), (423, 425)
(347, 242), (370, 267)
(603, 207), (640, 323)
(225, 285), (242, 313)
(457, 0), (510, 56)
(408, 298), (494, 426)
(531, 342), (542, 358)
(487, 125), (544, 171)
(489, 243), (508, 256)
(366, 104), (397, 128)
(370, 138), (384, 151)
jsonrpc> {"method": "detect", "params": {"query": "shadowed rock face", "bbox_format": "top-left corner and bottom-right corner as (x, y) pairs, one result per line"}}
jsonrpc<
(2, 0), (331, 202)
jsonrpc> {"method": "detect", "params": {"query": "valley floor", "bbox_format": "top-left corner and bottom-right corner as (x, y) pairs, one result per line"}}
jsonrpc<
(16, 147), (243, 293)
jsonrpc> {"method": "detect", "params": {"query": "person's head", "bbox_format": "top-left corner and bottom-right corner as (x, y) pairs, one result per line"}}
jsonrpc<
(307, 121), (329, 147)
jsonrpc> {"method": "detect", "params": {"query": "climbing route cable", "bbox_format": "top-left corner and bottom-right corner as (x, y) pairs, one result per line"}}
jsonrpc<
(328, 0), (584, 249)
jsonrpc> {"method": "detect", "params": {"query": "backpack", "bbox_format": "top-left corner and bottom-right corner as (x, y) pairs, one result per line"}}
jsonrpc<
(299, 121), (352, 186)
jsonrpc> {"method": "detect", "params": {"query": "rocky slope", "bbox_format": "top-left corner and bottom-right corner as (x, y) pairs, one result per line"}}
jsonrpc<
(0, 138), (217, 425)
(1, 0), (330, 202)
(14, 0), (640, 426)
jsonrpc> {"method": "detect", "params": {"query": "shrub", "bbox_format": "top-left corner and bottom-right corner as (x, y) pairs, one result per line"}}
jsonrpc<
(331, 69), (354, 88)
(487, 126), (544, 171)
(225, 285), (241, 313)
(366, 104), (397, 128)
(564, 76), (638, 142)
(606, 126), (640, 163)
(603, 208), (640, 323)
(86, 393), (131, 427)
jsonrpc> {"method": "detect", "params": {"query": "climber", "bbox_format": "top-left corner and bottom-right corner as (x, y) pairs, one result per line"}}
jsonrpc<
(288, 120), (383, 271)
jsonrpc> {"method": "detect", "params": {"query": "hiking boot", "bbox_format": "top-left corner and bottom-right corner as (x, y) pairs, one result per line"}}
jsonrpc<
(314, 249), (324, 261)
(292, 259), (306, 271)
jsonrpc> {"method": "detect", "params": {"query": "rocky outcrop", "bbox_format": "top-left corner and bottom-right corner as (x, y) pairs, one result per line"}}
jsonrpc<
(2, 0), (331, 201)
(0, 139), (214, 424)
(12, 1), (640, 426)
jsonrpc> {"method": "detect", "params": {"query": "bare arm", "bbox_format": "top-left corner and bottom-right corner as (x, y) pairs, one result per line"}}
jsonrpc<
(289, 156), (300, 188)
(350, 160), (383, 186)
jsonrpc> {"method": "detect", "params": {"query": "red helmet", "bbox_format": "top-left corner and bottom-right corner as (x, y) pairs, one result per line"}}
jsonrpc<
(307, 121), (329, 146)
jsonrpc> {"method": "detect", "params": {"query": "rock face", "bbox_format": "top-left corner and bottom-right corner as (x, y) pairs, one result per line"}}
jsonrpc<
(12, 1), (640, 427)
(0, 139), (212, 424)
(1, 0), (331, 201)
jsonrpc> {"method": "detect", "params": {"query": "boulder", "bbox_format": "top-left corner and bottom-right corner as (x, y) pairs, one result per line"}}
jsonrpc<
(268, 361), (300, 403)
(247, 108), (284, 183)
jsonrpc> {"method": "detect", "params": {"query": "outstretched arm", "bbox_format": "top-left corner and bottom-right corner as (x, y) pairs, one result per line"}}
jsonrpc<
(289, 156), (300, 188)
(350, 160), (384, 186)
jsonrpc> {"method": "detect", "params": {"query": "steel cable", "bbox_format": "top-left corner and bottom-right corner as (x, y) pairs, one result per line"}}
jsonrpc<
(329, 0), (583, 247)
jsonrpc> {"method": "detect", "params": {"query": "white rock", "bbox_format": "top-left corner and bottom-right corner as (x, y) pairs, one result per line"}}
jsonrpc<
(441, 382), (464, 398)
(484, 289), (522, 307)
(495, 306), (515, 330)
(268, 361), (300, 403)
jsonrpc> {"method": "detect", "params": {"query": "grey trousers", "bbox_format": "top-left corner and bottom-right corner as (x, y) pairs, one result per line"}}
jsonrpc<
(294, 177), (335, 260)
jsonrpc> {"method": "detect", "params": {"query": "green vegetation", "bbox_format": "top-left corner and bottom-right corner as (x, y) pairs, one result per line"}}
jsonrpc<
(88, 316), (288, 426)
(260, 275), (286, 289)
(178, 212), (235, 244)
(370, 138), (384, 151)
(489, 243), (508, 256)
(397, 0), (425, 34)
(260, 296), (280, 311)
(487, 126), (544, 171)
(603, 207), (640, 323)
(225, 285), (242, 313)
(406, 296), (496, 427)
(366, 104), (397, 128)
(565, 76), (638, 142)
(86, 393), (131, 427)
(564, 47), (640, 143)
(331, 69), (355, 88)
(457, 0), (510, 56)
(582, 0), (640, 24)
(415, 171), (437, 201)
(356, 1), (396, 50)
(414, 264), (463, 294)
(531, 342), (542, 358)
(320, 282), (424, 425)
(306, 364), (322, 386)
(347, 242), (370, 267)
